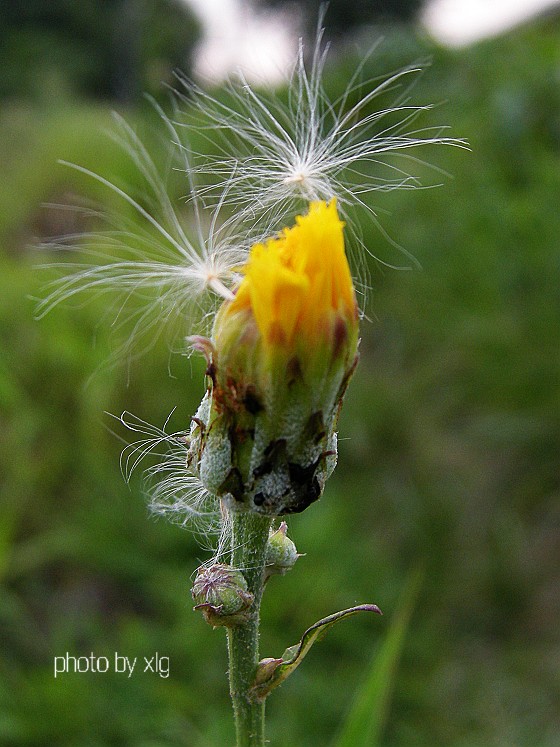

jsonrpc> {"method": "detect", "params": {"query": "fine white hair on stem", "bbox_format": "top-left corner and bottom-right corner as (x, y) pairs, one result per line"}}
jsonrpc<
(116, 410), (226, 550)
(35, 108), (248, 362)
(177, 19), (467, 269)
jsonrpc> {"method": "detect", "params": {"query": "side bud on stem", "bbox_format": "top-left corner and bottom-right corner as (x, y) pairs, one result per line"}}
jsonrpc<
(191, 564), (254, 628)
(265, 522), (300, 580)
(188, 200), (359, 517)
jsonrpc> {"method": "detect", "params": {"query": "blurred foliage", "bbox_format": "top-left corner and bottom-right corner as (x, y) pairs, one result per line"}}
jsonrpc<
(256, 0), (424, 37)
(0, 0), (200, 103)
(1, 11), (560, 747)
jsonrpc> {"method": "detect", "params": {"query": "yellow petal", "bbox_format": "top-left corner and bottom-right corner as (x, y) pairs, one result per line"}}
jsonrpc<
(227, 199), (356, 349)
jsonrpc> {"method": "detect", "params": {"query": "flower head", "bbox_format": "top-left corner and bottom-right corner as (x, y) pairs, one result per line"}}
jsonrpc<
(36, 20), (462, 538)
(188, 200), (359, 516)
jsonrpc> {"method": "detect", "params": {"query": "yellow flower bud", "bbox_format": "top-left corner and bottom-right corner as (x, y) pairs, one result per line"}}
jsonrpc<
(188, 200), (359, 515)
(227, 199), (356, 352)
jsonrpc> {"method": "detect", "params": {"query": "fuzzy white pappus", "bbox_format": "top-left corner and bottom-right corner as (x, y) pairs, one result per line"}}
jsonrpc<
(116, 410), (231, 556)
(36, 109), (247, 364)
(179, 20), (467, 265)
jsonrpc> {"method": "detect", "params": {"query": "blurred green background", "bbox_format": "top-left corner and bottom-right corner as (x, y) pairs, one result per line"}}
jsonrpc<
(1, 1), (560, 745)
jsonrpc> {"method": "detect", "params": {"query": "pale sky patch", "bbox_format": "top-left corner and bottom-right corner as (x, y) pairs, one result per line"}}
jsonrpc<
(183, 0), (299, 84)
(181, 0), (560, 82)
(422, 0), (560, 46)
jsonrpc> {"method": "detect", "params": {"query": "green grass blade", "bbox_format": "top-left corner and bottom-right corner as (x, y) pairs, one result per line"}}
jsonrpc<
(332, 566), (424, 747)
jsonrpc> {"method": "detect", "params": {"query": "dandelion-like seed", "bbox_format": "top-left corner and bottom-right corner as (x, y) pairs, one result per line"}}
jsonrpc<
(36, 110), (247, 362)
(182, 20), (465, 261)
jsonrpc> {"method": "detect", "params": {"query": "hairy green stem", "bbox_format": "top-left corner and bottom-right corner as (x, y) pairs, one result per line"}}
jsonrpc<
(227, 511), (272, 747)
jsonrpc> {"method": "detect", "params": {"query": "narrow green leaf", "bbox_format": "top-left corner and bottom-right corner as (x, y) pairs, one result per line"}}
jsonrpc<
(251, 604), (382, 700)
(332, 566), (424, 747)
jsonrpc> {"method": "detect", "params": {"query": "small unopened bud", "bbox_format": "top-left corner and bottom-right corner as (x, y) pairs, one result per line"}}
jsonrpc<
(191, 564), (254, 628)
(265, 522), (300, 579)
